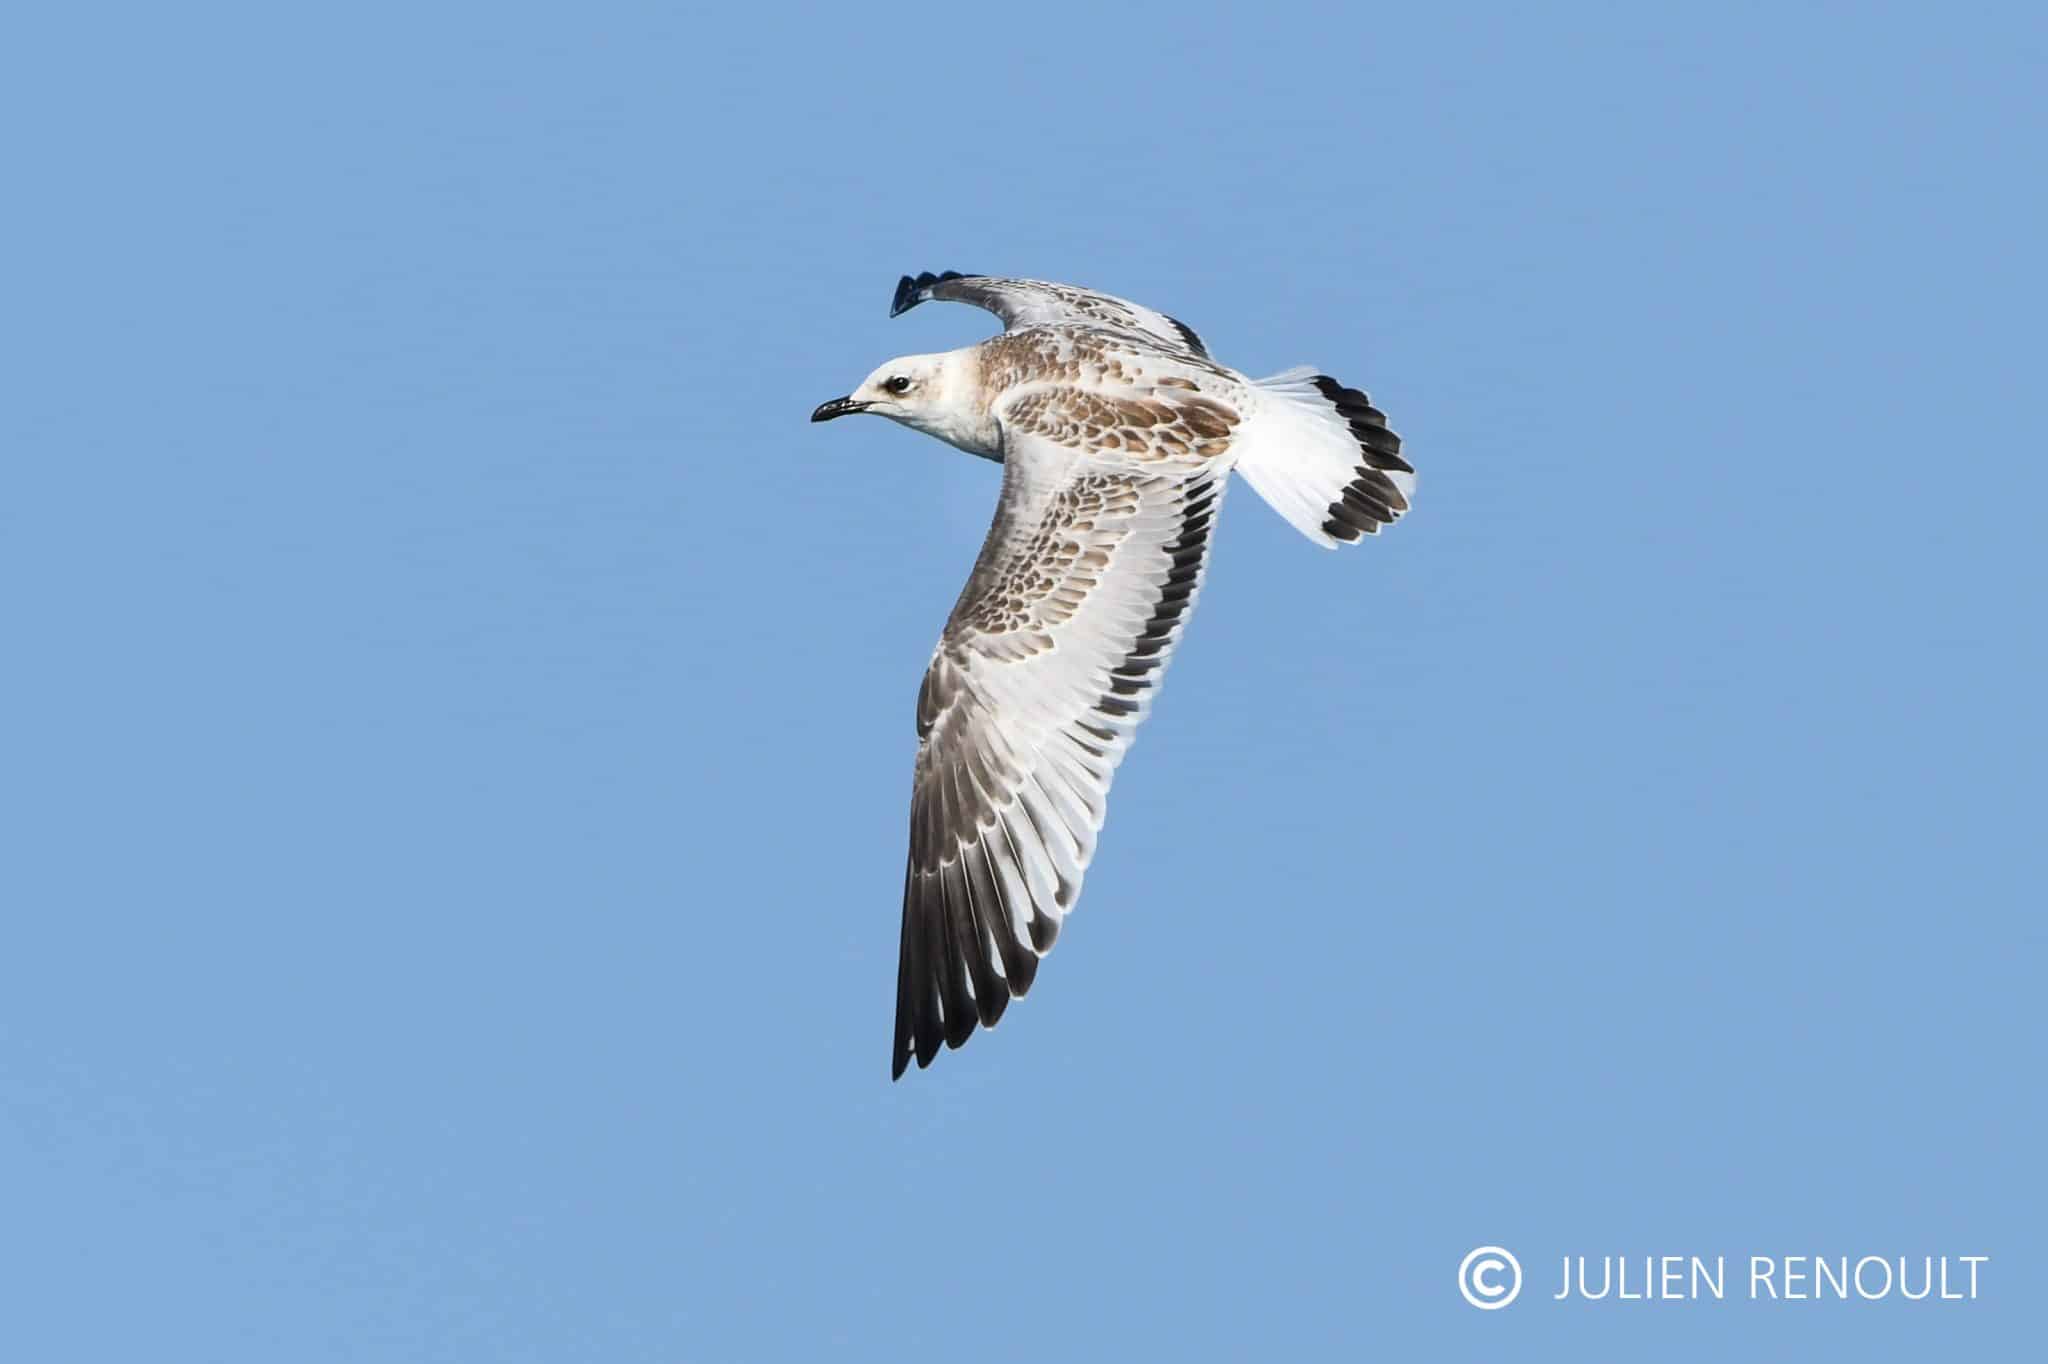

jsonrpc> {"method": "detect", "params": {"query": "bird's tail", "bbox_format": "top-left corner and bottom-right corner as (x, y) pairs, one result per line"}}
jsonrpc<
(1231, 367), (1414, 547)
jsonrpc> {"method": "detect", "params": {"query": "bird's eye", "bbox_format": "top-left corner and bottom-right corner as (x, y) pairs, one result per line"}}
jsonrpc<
(884, 375), (912, 395)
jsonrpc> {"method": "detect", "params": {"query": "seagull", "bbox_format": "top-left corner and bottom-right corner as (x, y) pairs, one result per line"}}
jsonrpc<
(813, 272), (1415, 1079)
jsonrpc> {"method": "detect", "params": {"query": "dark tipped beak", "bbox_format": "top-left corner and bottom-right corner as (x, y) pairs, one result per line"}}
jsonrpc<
(810, 396), (870, 423)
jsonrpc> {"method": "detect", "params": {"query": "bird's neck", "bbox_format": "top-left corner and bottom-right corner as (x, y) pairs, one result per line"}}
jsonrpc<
(913, 350), (1003, 461)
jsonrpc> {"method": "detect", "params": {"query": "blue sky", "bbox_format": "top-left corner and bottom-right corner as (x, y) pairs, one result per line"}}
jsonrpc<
(3, 2), (2041, 1359)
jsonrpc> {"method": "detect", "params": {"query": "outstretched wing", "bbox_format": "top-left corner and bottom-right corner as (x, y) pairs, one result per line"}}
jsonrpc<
(891, 270), (1211, 358)
(894, 399), (1238, 1079)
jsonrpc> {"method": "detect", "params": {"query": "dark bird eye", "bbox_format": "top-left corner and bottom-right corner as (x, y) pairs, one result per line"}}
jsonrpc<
(885, 375), (912, 395)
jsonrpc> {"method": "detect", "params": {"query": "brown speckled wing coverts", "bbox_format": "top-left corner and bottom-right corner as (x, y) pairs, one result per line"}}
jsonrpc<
(897, 453), (1227, 1076)
(1003, 387), (1238, 461)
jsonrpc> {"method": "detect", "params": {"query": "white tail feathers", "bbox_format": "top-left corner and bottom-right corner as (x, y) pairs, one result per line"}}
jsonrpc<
(1231, 366), (1415, 548)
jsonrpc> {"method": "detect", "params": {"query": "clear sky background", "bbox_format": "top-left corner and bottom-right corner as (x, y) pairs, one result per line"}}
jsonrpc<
(4, 3), (2042, 1360)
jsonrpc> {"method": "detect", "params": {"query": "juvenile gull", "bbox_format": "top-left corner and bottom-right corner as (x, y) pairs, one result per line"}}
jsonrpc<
(812, 272), (1416, 1079)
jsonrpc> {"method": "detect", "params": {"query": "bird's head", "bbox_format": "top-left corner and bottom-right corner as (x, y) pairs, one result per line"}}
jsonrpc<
(811, 352), (998, 458)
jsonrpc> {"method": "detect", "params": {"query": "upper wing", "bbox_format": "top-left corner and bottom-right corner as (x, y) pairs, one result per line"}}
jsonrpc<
(890, 270), (1211, 358)
(894, 407), (1234, 1077)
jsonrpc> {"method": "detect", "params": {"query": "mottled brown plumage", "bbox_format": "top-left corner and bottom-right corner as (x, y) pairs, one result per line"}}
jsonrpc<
(814, 273), (1416, 1079)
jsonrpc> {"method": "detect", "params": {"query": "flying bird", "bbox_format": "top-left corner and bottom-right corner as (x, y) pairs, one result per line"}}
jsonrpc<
(813, 272), (1415, 1079)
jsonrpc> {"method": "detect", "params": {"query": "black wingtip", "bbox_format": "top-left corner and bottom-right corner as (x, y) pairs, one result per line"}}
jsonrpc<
(889, 269), (971, 318)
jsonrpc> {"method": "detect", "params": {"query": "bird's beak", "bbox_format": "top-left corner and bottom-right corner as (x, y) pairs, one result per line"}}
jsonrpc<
(810, 396), (870, 423)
